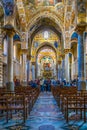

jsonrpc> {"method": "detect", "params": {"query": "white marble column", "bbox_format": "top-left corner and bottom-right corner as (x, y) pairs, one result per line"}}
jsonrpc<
(37, 63), (41, 77)
(27, 55), (31, 82)
(0, 23), (3, 87)
(65, 54), (69, 82)
(6, 32), (14, 91)
(32, 62), (35, 80)
(58, 61), (61, 81)
(61, 58), (65, 81)
(23, 54), (27, 82)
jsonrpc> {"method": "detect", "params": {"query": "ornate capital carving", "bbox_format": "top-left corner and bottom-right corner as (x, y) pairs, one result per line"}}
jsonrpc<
(21, 49), (28, 54)
(27, 55), (31, 60)
(75, 25), (86, 35)
(32, 62), (35, 65)
(59, 54), (65, 59)
(58, 60), (61, 65)
(2, 24), (16, 37)
(63, 49), (71, 54)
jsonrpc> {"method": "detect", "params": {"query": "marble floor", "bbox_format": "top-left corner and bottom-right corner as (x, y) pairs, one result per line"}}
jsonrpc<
(0, 92), (87, 130)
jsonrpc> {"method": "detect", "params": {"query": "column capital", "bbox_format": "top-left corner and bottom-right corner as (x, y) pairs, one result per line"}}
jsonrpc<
(32, 62), (36, 65)
(2, 24), (16, 37)
(63, 49), (71, 54)
(27, 55), (31, 60)
(57, 60), (61, 65)
(59, 54), (65, 59)
(20, 49), (28, 54)
(75, 24), (86, 35)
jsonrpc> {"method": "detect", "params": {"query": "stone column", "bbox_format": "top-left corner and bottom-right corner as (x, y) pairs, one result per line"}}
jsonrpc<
(32, 62), (35, 80)
(84, 32), (87, 88)
(64, 54), (69, 82)
(76, 25), (86, 90)
(35, 56), (38, 79)
(56, 62), (58, 79)
(23, 54), (27, 82)
(6, 31), (14, 91)
(19, 54), (23, 82)
(20, 49), (28, 85)
(63, 49), (71, 83)
(61, 55), (65, 81)
(27, 55), (31, 82)
(58, 60), (61, 81)
(0, 26), (3, 87)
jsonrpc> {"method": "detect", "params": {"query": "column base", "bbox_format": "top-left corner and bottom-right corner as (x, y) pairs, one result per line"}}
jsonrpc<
(78, 81), (86, 91)
(6, 82), (14, 91)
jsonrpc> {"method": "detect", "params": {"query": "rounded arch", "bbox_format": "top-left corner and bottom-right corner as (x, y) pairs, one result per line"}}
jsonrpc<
(71, 32), (78, 40)
(29, 15), (64, 56)
(37, 44), (57, 64)
(31, 24), (61, 43)
(36, 42), (57, 57)
(70, 31), (78, 47)
(28, 9), (64, 34)
(39, 55), (54, 63)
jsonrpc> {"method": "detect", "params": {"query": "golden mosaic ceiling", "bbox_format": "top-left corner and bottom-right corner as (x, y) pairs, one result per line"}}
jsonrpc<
(16, 0), (65, 31)
(15, 0), (79, 39)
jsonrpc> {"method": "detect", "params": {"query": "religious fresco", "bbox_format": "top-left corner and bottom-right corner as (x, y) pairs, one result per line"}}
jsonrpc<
(29, 0), (62, 6)
(43, 60), (51, 71)
(0, 6), (4, 19)
(3, 0), (14, 16)
(77, 0), (86, 23)
(40, 55), (54, 78)
(33, 30), (58, 47)
(77, 0), (86, 13)
(37, 48), (56, 64)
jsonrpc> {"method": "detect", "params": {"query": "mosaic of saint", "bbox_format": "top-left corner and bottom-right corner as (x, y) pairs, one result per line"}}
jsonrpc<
(3, 0), (14, 16)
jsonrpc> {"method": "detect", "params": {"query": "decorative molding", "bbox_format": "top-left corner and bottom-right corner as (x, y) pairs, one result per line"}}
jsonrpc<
(75, 24), (86, 35)
(32, 62), (35, 65)
(58, 60), (61, 65)
(63, 49), (71, 54)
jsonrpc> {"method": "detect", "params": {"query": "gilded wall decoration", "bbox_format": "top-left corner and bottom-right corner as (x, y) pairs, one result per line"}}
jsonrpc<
(0, 6), (4, 19)
(77, 0), (86, 13)
(77, 0), (86, 23)
(55, 4), (64, 18)
(28, 0), (62, 6)
(3, 0), (14, 16)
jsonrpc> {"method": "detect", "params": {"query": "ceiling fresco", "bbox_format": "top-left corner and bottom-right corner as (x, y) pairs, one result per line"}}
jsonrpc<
(40, 56), (54, 72)
(27, 0), (62, 6)
(22, 0), (64, 32)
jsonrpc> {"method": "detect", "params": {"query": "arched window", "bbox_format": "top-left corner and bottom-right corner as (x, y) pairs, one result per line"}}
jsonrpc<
(44, 31), (49, 39)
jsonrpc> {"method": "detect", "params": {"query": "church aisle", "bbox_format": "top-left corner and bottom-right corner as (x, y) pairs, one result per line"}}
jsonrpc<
(25, 92), (69, 130)
(1, 92), (87, 130)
